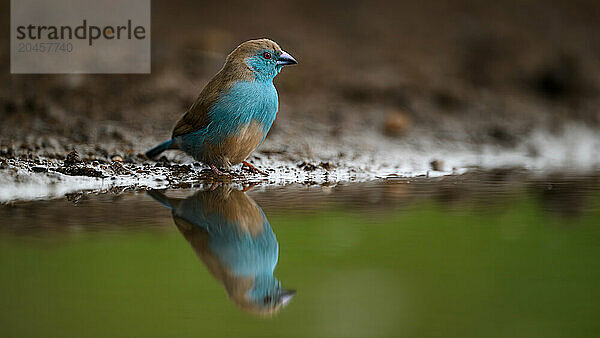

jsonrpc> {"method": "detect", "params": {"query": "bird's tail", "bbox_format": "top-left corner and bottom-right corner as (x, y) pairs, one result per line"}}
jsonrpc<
(145, 139), (175, 159)
(147, 190), (177, 210)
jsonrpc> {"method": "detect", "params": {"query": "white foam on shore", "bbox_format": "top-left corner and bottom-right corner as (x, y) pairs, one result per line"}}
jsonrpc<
(1, 123), (598, 203)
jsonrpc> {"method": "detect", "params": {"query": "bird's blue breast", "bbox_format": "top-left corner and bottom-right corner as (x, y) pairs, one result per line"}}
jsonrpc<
(211, 80), (279, 140)
(183, 81), (278, 143)
(176, 80), (278, 163)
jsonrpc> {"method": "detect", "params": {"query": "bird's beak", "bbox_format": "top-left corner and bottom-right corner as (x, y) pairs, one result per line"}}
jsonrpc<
(280, 289), (296, 307)
(277, 51), (298, 66)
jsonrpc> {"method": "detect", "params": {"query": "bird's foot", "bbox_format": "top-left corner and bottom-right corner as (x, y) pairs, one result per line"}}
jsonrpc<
(242, 161), (268, 176)
(209, 164), (230, 177)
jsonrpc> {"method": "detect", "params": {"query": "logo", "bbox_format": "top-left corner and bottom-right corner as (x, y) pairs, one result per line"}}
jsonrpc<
(11, 0), (151, 74)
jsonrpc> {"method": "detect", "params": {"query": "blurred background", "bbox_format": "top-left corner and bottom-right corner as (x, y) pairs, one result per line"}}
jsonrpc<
(1, 0), (599, 166)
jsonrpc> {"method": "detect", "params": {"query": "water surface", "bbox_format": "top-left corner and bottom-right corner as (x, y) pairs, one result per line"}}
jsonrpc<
(1, 171), (599, 337)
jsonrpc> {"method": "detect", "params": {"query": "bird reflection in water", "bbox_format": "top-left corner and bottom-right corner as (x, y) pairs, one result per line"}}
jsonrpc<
(148, 184), (295, 315)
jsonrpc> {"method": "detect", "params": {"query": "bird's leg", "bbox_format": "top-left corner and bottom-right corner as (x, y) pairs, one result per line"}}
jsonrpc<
(242, 161), (268, 176)
(241, 182), (259, 192)
(209, 164), (230, 177)
(209, 181), (222, 191)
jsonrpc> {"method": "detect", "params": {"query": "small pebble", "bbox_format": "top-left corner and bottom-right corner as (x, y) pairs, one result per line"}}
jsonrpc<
(32, 166), (48, 173)
(383, 110), (412, 137)
(430, 160), (444, 171)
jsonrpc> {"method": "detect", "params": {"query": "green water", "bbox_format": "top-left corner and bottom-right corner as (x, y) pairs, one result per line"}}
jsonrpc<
(1, 176), (599, 337)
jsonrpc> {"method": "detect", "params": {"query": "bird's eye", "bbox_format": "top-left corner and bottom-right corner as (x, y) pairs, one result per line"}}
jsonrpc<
(263, 52), (272, 59)
(264, 296), (272, 304)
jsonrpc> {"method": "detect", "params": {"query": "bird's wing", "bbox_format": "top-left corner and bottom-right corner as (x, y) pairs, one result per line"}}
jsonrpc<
(174, 215), (234, 285)
(172, 69), (236, 138)
(172, 109), (210, 137)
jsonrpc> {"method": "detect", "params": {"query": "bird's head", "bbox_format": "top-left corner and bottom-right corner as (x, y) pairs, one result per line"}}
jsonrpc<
(241, 274), (296, 315)
(226, 38), (297, 81)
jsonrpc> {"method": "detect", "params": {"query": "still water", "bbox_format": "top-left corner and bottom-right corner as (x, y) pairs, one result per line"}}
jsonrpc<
(1, 171), (599, 337)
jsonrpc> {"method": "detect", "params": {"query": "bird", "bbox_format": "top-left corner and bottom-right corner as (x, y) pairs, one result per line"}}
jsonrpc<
(145, 38), (298, 176)
(148, 184), (296, 315)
